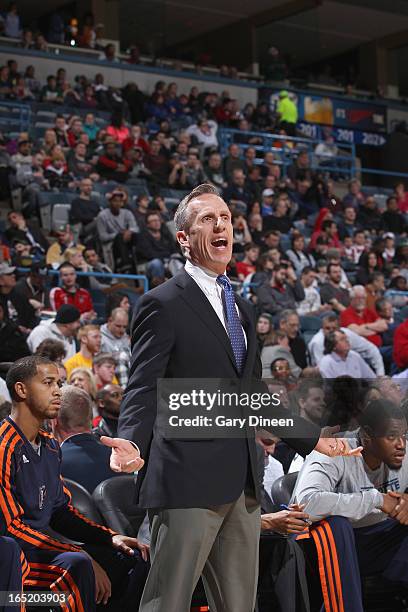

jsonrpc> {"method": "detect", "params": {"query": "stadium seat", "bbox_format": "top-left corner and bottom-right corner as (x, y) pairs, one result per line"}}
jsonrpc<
(51, 203), (70, 228)
(270, 472), (299, 506)
(93, 476), (146, 535)
(63, 478), (105, 525)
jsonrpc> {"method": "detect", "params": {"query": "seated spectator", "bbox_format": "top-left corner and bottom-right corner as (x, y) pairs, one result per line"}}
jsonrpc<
(395, 181), (408, 214)
(0, 301), (30, 361)
(41, 74), (63, 103)
(99, 42), (119, 62)
(68, 367), (97, 412)
(62, 247), (92, 290)
(46, 225), (78, 268)
(269, 357), (298, 391)
(340, 285), (387, 347)
(286, 232), (315, 275)
(296, 266), (330, 317)
(11, 134), (32, 174)
(96, 141), (132, 183)
(69, 178), (101, 243)
(186, 118), (218, 152)
(66, 116), (84, 148)
(83, 247), (112, 277)
(382, 232), (396, 264)
(96, 190), (139, 272)
(67, 142), (98, 181)
(223, 143), (246, 180)
(338, 205), (360, 241)
(5, 210), (48, 255)
(342, 178), (364, 208)
(135, 211), (181, 282)
(319, 262), (350, 313)
(381, 196), (407, 234)
(100, 307), (131, 388)
(64, 324), (102, 379)
(386, 275), (408, 309)
(318, 330), (376, 379)
(310, 217), (341, 251)
(144, 138), (170, 188)
(356, 196), (382, 232)
(122, 124), (150, 155)
(393, 318), (408, 372)
(35, 338), (66, 363)
(11, 264), (47, 329)
(53, 114), (70, 147)
(52, 385), (120, 494)
(263, 193), (293, 234)
(106, 111), (130, 144)
(93, 384), (123, 439)
(287, 150), (312, 185)
(167, 153), (187, 190)
(83, 112), (98, 142)
(247, 211), (263, 246)
(364, 272), (385, 312)
(279, 309), (308, 370)
(356, 249), (385, 285)
(274, 377), (326, 474)
(2, 356), (149, 610)
(44, 152), (73, 190)
(93, 352), (117, 389)
(204, 152), (227, 191)
(256, 313), (275, 350)
(257, 263), (305, 317)
(224, 168), (252, 212)
(235, 242), (260, 281)
(252, 252), (275, 288)
(0, 263), (39, 331)
(261, 330), (301, 379)
(184, 151), (207, 190)
(308, 312), (384, 376)
(292, 399), (408, 611)
(27, 304), (81, 359)
(49, 263), (95, 320)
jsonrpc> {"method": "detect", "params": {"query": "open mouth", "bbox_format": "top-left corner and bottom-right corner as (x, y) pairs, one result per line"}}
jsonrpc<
(211, 238), (228, 249)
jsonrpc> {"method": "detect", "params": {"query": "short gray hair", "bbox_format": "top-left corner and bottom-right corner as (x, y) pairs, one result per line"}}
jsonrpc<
(59, 386), (92, 431)
(279, 309), (298, 325)
(350, 285), (366, 298)
(174, 183), (220, 232)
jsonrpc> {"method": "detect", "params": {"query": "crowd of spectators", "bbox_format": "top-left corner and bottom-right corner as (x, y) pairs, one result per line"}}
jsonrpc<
(0, 45), (408, 611)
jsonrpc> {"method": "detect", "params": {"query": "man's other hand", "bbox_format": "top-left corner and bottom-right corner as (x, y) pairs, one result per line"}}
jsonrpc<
(100, 436), (145, 473)
(315, 426), (363, 457)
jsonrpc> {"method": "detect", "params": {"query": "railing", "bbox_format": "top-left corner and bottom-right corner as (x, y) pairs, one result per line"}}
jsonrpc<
(218, 127), (357, 180)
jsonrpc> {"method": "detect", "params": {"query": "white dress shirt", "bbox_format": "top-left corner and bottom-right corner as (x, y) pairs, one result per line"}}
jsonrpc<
(185, 260), (247, 346)
(319, 349), (376, 379)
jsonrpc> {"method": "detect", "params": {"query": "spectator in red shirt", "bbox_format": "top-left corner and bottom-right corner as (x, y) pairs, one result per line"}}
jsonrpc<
(393, 319), (408, 371)
(340, 285), (388, 347)
(122, 124), (150, 155)
(395, 182), (408, 214)
(236, 242), (260, 281)
(96, 141), (132, 183)
(66, 116), (83, 148)
(50, 262), (95, 321)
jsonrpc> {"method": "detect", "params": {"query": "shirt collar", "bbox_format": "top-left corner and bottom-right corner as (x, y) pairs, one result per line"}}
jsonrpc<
(185, 260), (226, 296)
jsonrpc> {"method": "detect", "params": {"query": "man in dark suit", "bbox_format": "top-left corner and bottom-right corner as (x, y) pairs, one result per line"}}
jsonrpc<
(52, 385), (120, 494)
(102, 184), (361, 612)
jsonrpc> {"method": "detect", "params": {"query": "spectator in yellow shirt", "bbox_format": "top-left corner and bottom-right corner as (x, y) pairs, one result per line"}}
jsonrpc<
(64, 324), (101, 378)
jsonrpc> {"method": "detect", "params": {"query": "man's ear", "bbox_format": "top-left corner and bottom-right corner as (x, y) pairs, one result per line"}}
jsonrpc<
(13, 382), (27, 401)
(176, 230), (190, 257)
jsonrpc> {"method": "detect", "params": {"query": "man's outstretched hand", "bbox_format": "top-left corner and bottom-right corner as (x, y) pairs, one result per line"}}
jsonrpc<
(314, 426), (363, 458)
(100, 436), (145, 473)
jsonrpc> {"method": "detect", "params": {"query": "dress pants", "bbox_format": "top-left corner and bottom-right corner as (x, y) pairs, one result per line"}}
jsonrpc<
(139, 491), (261, 612)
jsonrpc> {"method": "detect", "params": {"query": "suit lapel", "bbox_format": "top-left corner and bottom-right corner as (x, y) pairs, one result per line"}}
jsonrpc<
(175, 270), (237, 371)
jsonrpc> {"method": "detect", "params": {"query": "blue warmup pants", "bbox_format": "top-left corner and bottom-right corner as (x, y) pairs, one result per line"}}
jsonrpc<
(23, 548), (95, 612)
(0, 536), (29, 612)
(298, 516), (408, 612)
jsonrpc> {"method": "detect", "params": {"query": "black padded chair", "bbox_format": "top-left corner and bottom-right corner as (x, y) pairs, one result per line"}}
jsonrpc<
(270, 472), (299, 507)
(93, 475), (146, 536)
(63, 478), (105, 524)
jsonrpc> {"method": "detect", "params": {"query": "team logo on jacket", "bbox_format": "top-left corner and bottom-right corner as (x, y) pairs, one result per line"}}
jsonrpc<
(39, 485), (46, 510)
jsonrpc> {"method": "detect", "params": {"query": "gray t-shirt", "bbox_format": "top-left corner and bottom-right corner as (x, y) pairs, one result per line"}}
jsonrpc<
(292, 436), (408, 528)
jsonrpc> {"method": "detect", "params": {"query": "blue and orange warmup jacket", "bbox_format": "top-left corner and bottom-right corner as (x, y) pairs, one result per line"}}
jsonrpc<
(0, 417), (115, 552)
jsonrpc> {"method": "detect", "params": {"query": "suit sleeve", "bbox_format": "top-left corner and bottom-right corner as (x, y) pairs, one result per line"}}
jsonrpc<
(118, 295), (175, 458)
